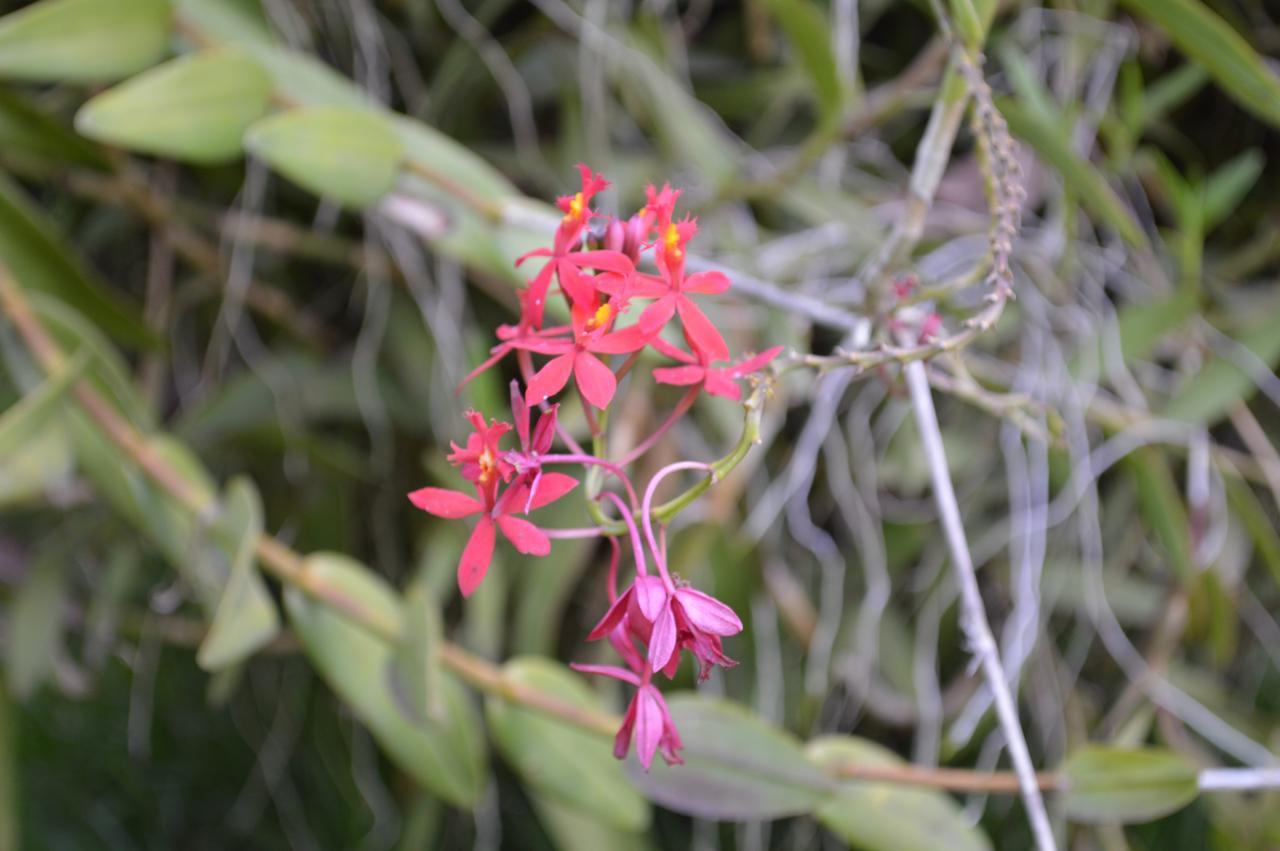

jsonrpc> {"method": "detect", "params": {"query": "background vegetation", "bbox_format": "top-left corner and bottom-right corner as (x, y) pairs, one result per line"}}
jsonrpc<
(1, 0), (1280, 849)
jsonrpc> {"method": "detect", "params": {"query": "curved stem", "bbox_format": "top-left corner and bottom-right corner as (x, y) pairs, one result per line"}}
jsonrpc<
(543, 527), (606, 539)
(641, 461), (714, 587)
(541, 453), (639, 509)
(599, 490), (647, 577)
(615, 385), (701, 467)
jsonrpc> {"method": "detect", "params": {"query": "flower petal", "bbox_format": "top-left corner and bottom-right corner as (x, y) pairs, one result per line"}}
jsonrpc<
(408, 487), (483, 518)
(728, 345), (785, 377)
(568, 249), (634, 274)
(497, 514), (551, 556)
(703, 370), (741, 400)
(639, 295), (677, 335)
(587, 588), (632, 640)
(556, 259), (597, 307)
(458, 517), (496, 597)
(634, 687), (665, 771)
(652, 365), (705, 387)
(648, 603), (677, 672)
(510, 379), (530, 450)
(525, 352), (576, 405)
(591, 323), (651, 355)
(573, 353), (617, 409)
(527, 471), (578, 511)
(522, 260), (557, 327)
(633, 575), (667, 622)
(531, 404), (558, 454)
(676, 296), (729, 362)
(684, 270), (730, 294)
(569, 662), (642, 686)
(675, 587), (743, 635)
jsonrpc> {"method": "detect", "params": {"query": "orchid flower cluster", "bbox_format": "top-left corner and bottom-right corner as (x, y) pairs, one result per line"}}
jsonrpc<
(408, 166), (781, 770)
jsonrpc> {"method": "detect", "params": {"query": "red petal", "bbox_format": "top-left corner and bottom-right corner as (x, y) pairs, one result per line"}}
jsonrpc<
(510, 380), (530, 449)
(458, 517), (496, 597)
(497, 514), (551, 556)
(514, 247), (552, 267)
(527, 471), (578, 510)
(570, 662), (641, 686)
(703, 371), (741, 399)
(634, 687), (665, 771)
(647, 604), (677, 673)
(728, 345), (785, 377)
(649, 335), (694, 363)
(408, 487), (483, 518)
(639, 295), (677, 335)
(591, 323), (650, 355)
(587, 588), (632, 640)
(634, 575), (667, 622)
(652, 365), (705, 387)
(568, 250), (634, 274)
(684, 270), (730, 294)
(525, 353), (575, 405)
(675, 587), (743, 635)
(676, 296), (729, 362)
(573, 353), (617, 409)
(523, 261), (557, 328)
(556, 260), (597, 307)
(626, 273), (670, 299)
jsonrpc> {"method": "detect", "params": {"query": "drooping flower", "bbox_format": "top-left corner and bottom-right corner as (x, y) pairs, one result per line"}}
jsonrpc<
(572, 652), (684, 770)
(515, 165), (635, 328)
(651, 338), (784, 401)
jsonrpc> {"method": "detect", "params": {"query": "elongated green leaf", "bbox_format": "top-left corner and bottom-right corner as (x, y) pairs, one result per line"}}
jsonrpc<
(807, 736), (991, 851)
(76, 49), (271, 164)
(0, 349), (87, 458)
(0, 0), (170, 82)
(1163, 319), (1280, 424)
(387, 581), (445, 723)
(1202, 149), (1264, 231)
(486, 658), (650, 832)
(627, 695), (832, 820)
(5, 547), (67, 700)
(244, 106), (404, 208)
(0, 423), (73, 507)
(197, 476), (279, 671)
(1119, 0), (1280, 129)
(0, 87), (106, 168)
(284, 553), (486, 807)
(530, 793), (653, 851)
(0, 173), (157, 348)
(1063, 746), (1197, 823)
(1125, 447), (1194, 588)
(763, 0), (844, 120)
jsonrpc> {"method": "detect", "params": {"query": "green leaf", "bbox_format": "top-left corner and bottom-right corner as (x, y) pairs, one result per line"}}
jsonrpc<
(949, 0), (997, 50)
(0, 349), (87, 459)
(806, 736), (992, 851)
(486, 657), (650, 832)
(5, 547), (67, 700)
(197, 476), (280, 671)
(0, 173), (157, 348)
(1125, 447), (1194, 588)
(1118, 0), (1280, 129)
(529, 793), (653, 851)
(763, 0), (844, 121)
(244, 106), (404, 208)
(627, 695), (832, 820)
(387, 581), (446, 723)
(0, 0), (170, 83)
(0, 422), (73, 508)
(1063, 745), (1198, 824)
(76, 49), (271, 164)
(1163, 319), (1280, 424)
(1202, 149), (1264, 231)
(0, 678), (16, 851)
(0, 86), (106, 168)
(284, 553), (486, 808)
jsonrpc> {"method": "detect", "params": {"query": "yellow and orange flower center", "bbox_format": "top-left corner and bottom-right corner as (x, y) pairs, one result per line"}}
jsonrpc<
(477, 447), (497, 483)
(585, 302), (614, 333)
(663, 223), (683, 260)
(564, 192), (586, 223)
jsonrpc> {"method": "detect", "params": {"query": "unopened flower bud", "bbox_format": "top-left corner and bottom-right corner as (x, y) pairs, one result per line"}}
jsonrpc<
(604, 218), (626, 253)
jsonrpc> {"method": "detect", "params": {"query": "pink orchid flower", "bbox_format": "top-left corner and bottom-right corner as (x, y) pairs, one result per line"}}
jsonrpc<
(573, 649), (684, 770)
(651, 338), (784, 401)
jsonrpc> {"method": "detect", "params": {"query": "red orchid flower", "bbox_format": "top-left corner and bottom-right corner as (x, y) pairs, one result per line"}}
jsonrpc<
(458, 290), (571, 389)
(621, 185), (731, 362)
(572, 641), (684, 770)
(515, 290), (649, 409)
(515, 164), (635, 327)
(503, 380), (577, 513)
(408, 413), (577, 597)
(651, 337), (784, 401)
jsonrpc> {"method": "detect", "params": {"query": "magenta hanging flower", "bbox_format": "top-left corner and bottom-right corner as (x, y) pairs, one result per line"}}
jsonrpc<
(572, 655), (684, 770)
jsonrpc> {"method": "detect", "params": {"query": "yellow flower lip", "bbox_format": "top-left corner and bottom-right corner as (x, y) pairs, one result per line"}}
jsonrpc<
(478, 447), (497, 483)
(565, 192), (586, 222)
(663, 223), (683, 259)
(586, 302), (613, 332)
